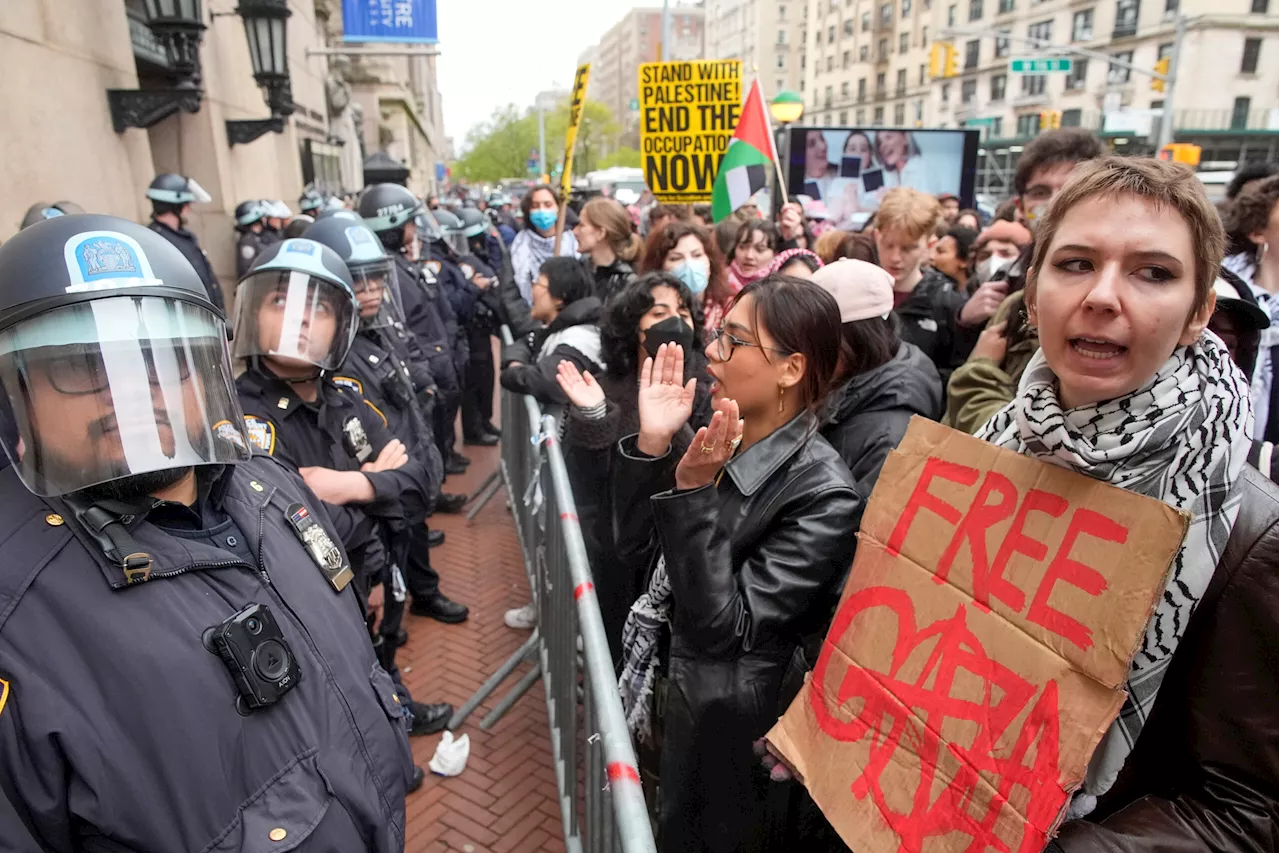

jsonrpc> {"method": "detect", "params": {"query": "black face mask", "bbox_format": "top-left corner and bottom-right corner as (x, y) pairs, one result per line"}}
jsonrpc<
(642, 316), (695, 359)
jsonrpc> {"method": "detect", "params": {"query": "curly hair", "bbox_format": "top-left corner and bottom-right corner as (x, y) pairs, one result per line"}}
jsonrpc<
(639, 221), (731, 305)
(519, 184), (560, 226)
(1225, 174), (1279, 258)
(600, 272), (703, 379)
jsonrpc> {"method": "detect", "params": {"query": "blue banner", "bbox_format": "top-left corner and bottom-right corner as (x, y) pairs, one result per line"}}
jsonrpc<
(342, 0), (437, 44)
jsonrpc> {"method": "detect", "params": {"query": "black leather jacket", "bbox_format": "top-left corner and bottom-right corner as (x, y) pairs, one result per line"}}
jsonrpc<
(614, 414), (864, 852)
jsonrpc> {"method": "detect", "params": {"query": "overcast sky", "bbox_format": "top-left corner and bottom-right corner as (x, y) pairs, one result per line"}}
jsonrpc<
(435, 0), (646, 147)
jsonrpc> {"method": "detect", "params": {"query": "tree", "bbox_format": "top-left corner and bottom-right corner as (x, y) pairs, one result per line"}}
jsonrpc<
(451, 99), (623, 184)
(599, 147), (642, 169)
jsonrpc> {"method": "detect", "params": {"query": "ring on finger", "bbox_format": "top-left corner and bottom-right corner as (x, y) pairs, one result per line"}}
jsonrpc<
(699, 442), (715, 454)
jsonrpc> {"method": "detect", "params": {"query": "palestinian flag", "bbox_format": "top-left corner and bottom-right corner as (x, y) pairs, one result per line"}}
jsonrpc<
(711, 80), (778, 223)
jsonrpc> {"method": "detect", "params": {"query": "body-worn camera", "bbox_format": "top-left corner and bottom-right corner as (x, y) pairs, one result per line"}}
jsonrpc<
(203, 603), (301, 714)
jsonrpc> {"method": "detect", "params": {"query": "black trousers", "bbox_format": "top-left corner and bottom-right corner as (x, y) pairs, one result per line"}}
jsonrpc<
(462, 327), (495, 438)
(402, 524), (441, 602)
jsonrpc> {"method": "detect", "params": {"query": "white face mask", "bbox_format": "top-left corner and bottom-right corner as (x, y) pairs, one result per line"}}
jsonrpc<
(976, 254), (1014, 283)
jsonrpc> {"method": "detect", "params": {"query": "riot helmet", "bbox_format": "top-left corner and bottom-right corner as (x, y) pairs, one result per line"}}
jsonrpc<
(0, 215), (250, 497)
(302, 217), (401, 330)
(147, 174), (211, 219)
(234, 200), (268, 232)
(298, 189), (324, 215)
(316, 207), (361, 223)
(283, 215), (314, 239)
(21, 201), (83, 231)
(432, 208), (469, 257)
(358, 183), (422, 252)
(458, 208), (489, 239)
(231, 239), (359, 376)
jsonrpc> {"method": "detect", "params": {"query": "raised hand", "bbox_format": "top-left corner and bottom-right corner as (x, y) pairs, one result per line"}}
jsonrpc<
(675, 398), (744, 491)
(636, 343), (697, 457)
(556, 360), (606, 409)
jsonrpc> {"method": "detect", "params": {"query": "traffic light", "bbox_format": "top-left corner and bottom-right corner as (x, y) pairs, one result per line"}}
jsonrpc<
(1159, 143), (1201, 166)
(1038, 109), (1062, 130)
(1152, 56), (1169, 92)
(929, 42), (959, 78)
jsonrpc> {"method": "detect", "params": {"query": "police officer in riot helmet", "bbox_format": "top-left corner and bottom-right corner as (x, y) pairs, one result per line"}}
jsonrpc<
(283, 215), (314, 239)
(262, 200), (291, 243)
(298, 188), (324, 217)
(455, 207), (504, 444)
(358, 185), (471, 481)
(146, 173), (224, 313)
(233, 199), (271, 278)
(231, 237), (457, 730)
(0, 215), (419, 850)
(303, 216), (471, 625)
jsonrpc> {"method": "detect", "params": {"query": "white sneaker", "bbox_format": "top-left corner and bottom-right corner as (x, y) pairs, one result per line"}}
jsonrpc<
(504, 603), (537, 629)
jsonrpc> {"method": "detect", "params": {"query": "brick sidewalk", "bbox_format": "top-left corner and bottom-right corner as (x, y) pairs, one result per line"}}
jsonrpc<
(399, 440), (567, 853)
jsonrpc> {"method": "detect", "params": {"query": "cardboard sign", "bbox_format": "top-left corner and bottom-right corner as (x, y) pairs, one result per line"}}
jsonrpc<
(638, 60), (742, 203)
(767, 417), (1188, 853)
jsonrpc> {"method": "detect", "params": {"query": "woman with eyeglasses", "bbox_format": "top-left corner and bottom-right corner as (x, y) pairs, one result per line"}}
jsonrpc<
(615, 274), (863, 852)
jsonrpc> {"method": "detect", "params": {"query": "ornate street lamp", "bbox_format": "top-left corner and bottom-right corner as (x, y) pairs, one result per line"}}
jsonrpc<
(769, 91), (806, 217)
(106, 0), (206, 132)
(227, 0), (294, 146)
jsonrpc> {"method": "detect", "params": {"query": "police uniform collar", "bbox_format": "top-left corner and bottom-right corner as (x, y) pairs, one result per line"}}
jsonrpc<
(149, 218), (194, 240)
(248, 365), (327, 419)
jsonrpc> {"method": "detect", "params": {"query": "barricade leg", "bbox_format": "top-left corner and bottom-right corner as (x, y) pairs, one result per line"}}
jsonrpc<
(447, 629), (539, 731)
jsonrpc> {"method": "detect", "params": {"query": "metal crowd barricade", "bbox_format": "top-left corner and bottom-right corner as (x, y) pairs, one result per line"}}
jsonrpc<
(450, 328), (657, 853)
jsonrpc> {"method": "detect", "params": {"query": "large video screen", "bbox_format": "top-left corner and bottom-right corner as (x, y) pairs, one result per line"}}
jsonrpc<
(785, 126), (980, 228)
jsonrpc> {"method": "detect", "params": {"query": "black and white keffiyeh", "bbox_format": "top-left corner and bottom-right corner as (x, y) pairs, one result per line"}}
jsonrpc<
(619, 555), (672, 743)
(977, 332), (1252, 812)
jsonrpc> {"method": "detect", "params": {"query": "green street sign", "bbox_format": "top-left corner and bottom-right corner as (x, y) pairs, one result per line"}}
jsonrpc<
(1009, 57), (1072, 73)
(629, 98), (640, 111)
(965, 116), (998, 126)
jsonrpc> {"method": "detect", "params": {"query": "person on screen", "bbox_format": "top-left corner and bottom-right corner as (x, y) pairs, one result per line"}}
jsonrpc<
(876, 130), (935, 195)
(801, 131), (838, 201)
(844, 132), (876, 169)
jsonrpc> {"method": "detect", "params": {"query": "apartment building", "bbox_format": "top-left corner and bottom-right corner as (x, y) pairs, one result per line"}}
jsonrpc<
(706, 0), (809, 101)
(584, 6), (706, 150)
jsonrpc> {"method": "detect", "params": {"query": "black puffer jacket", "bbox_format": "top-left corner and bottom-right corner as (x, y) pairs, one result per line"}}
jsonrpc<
(499, 298), (605, 405)
(614, 415), (864, 853)
(585, 256), (637, 305)
(894, 268), (979, 385)
(820, 342), (943, 496)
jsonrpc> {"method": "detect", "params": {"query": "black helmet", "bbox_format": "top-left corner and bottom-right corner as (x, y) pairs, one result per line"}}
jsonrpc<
(432, 209), (469, 255)
(358, 183), (423, 234)
(458, 208), (490, 239)
(234, 200), (268, 231)
(231, 239), (360, 375)
(298, 189), (324, 215)
(303, 217), (401, 329)
(146, 173), (211, 207)
(316, 208), (362, 223)
(0, 214), (250, 497)
(20, 201), (83, 231)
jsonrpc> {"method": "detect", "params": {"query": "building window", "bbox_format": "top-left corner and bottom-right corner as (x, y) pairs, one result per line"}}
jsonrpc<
(948, 4), (957, 25)
(1231, 96), (1251, 129)
(828, 56), (835, 70)
(900, 32), (910, 52)
(969, 0), (984, 18)
(1061, 108), (1082, 126)
(990, 117), (1003, 136)
(995, 28), (1011, 56)
(778, 78), (786, 90)
(941, 81), (951, 101)
(778, 29), (787, 43)
(1017, 113), (1041, 136)
(828, 25), (836, 42)
(779, 3), (788, 16)
(857, 108), (867, 123)
(1027, 19), (1053, 43)
(1242, 37), (1262, 73)
(904, 0), (913, 15)
(1165, 0), (1177, 12)
(777, 53), (787, 68)
(1067, 57), (1088, 88)
(801, 53), (807, 68)
(1251, 0), (1268, 11)
(843, 49), (852, 66)
(1150, 98), (1164, 111)
(998, 0), (1015, 12)
(842, 81), (851, 96)
(858, 77), (867, 99)
(990, 72), (1007, 100)
(1072, 8), (1093, 40)
(825, 84), (834, 104)
(1108, 50), (1133, 83)
(921, 25), (929, 43)
(919, 63), (927, 84)
(860, 44), (870, 60)
(844, 19), (854, 36)
(878, 37), (888, 59)
(862, 11), (871, 30)
(894, 102), (906, 124)
(965, 39), (980, 68)
(817, 29), (824, 44)
(876, 71), (887, 91)
(961, 79), (977, 102)
(875, 105), (885, 122)
(915, 99), (924, 120)
(1021, 73), (1046, 94)
(897, 68), (908, 91)
(840, 110), (849, 123)
(1113, 0), (1139, 37)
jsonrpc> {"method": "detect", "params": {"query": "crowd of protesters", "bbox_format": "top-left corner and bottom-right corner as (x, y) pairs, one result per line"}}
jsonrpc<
(495, 128), (1278, 853)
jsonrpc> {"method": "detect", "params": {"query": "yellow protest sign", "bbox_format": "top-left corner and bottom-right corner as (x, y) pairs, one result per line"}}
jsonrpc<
(638, 60), (742, 203)
(561, 63), (591, 201)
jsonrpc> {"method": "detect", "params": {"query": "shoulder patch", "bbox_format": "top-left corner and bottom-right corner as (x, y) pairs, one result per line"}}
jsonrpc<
(332, 375), (364, 396)
(240, 244), (256, 259)
(459, 263), (475, 281)
(212, 418), (247, 451)
(363, 399), (389, 428)
(425, 260), (442, 276)
(243, 415), (276, 455)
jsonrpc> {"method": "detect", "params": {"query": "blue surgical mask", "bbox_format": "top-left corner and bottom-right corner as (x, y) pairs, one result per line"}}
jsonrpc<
(672, 258), (710, 295)
(529, 209), (558, 232)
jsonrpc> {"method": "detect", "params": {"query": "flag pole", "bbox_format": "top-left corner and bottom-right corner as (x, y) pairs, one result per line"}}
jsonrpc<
(754, 72), (790, 214)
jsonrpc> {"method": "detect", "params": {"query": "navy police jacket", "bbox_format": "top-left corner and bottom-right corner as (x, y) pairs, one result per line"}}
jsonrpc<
(0, 456), (413, 851)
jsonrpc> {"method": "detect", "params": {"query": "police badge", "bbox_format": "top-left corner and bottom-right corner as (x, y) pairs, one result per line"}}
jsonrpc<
(342, 416), (373, 462)
(284, 502), (353, 592)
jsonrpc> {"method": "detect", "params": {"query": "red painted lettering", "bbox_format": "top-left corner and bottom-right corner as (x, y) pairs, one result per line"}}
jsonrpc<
(989, 489), (1070, 613)
(1028, 509), (1126, 650)
(936, 470), (1018, 605)
(885, 458), (979, 558)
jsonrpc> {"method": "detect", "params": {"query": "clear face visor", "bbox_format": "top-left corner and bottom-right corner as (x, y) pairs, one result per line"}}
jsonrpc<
(350, 259), (403, 329)
(231, 270), (358, 372)
(0, 297), (249, 497)
(444, 231), (470, 257)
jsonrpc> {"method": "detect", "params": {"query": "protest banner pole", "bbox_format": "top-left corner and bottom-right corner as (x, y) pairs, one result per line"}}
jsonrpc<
(755, 74), (790, 216)
(554, 63), (592, 255)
